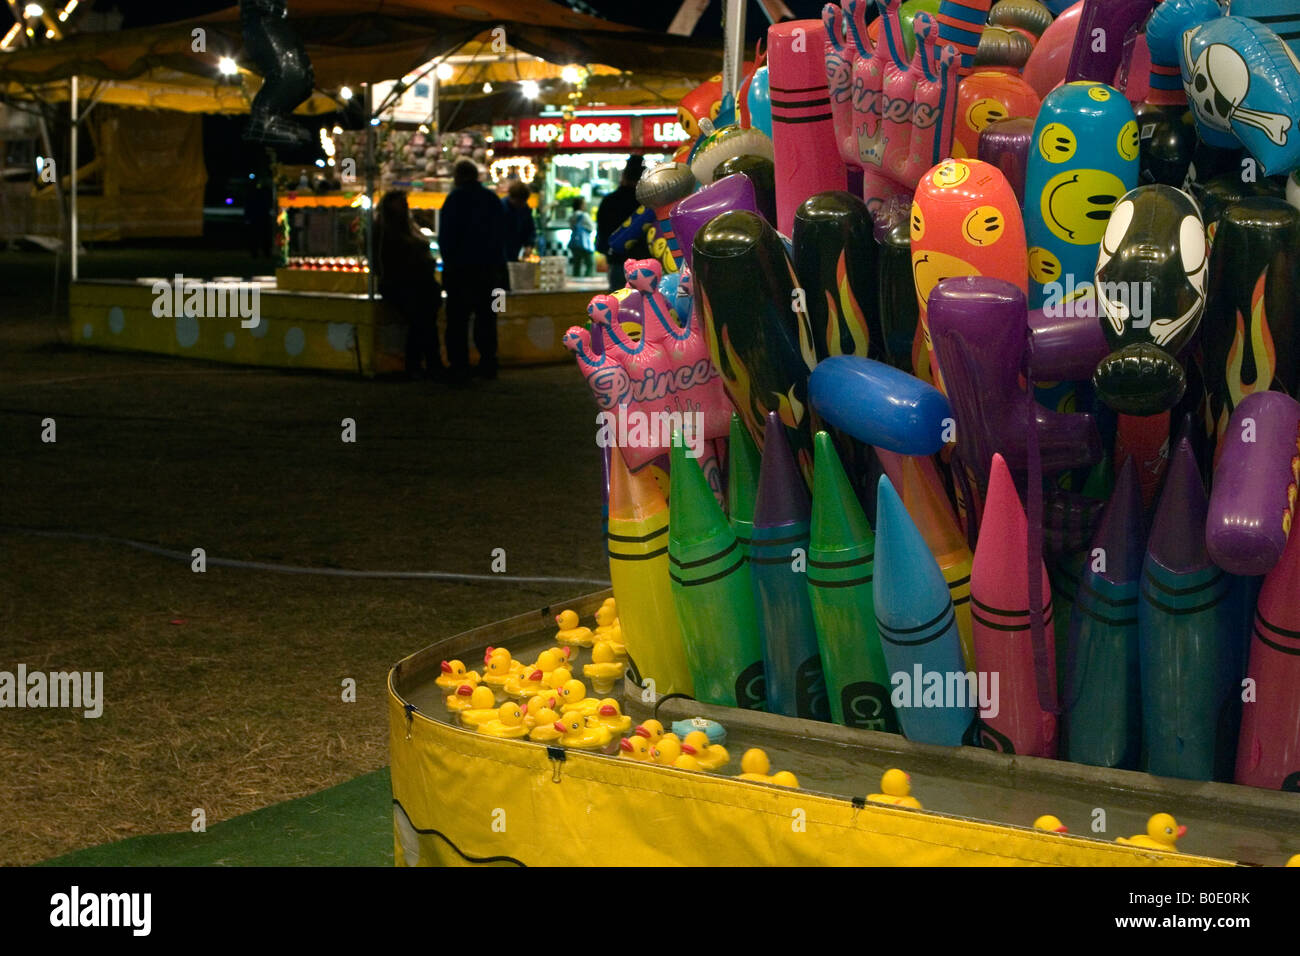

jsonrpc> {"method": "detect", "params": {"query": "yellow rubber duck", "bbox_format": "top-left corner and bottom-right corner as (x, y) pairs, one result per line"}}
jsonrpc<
(619, 735), (653, 761)
(436, 659), (480, 691)
(458, 685), (504, 729)
(554, 609), (595, 648)
(1285, 855), (1300, 867)
(650, 733), (684, 765)
(592, 630), (627, 662)
(736, 748), (800, 788)
(532, 647), (571, 679)
(543, 665), (574, 692)
(555, 678), (600, 716)
(1034, 815), (1068, 833)
(521, 693), (557, 729)
(527, 706), (564, 744)
(554, 712), (613, 750)
(674, 752), (702, 770)
(590, 699), (633, 736)
(583, 642), (626, 694)
(504, 666), (548, 700)
(481, 648), (525, 691)
(633, 719), (666, 746)
(1116, 813), (1186, 852)
(680, 730), (730, 771)
(444, 682), (479, 714)
(593, 603), (622, 640)
(478, 701), (529, 739)
(867, 769), (922, 809)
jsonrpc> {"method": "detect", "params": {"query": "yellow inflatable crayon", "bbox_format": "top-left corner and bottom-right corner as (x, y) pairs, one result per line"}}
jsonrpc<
(607, 446), (694, 697)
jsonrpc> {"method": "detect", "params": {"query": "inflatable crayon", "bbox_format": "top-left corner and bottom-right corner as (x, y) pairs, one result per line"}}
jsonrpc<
(977, 116), (1034, 204)
(714, 154), (778, 226)
(1091, 185), (1207, 417)
(668, 439), (767, 710)
(768, 20), (845, 236)
(911, 158), (1028, 385)
(1202, 199), (1300, 452)
(1206, 392), (1300, 577)
(927, 276), (1102, 491)
(808, 356), (953, 456)
(1024, 81), (1139, 311)
(693, 210), (818, 481)
(1065, 456), (1144, 769)
(1022, 0), (1083, 99)
(951, 70), (1040, 160)
(1065, 0), (1154, 85)
(874, 475), (976, 745)
(936, 0), (991, 76)
(635, 162), (696, 274)
(751, 413), (830, 721)
(878, 219), (922, 371)
(727, 412), (762, 559)
(971, 454), (1059, 757)
(607, 447), (694, 698)
(670, 173), (761, 271)
(1235, 513), (1300, 791)
(1139, 437), (1245, 781)
(792, 191), (885, 363)
(808, 432), (898, 731)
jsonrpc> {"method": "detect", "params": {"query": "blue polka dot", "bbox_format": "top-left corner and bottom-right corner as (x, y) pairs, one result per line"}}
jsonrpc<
(108, 307), (125, 334)
(175, 314), (199, 348)
(224, 332), (236, 349)
(284, 327), (305, 356)
(82, 323), (93, 339)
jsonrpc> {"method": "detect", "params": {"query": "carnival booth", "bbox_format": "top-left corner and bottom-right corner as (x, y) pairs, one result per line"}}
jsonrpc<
(388, 0), (1300, 866)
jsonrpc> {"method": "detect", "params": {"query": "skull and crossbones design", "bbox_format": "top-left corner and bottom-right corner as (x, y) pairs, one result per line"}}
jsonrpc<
(1183, 37), (1293, 147)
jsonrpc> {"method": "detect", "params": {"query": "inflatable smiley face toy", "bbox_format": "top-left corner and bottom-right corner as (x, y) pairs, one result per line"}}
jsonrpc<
(1091, 185), (1208, 416)
(1024, 82), (1140, 309)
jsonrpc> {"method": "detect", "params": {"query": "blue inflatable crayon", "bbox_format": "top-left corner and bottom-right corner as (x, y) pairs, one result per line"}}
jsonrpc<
(1024, 81), (1139, 310)
(807, 356), (953, 456)
(1139, 437), (1246, 781)
(874, 475), (975, 746)
(1066, 456), (1145, 770)
(751, 411), (830, 721)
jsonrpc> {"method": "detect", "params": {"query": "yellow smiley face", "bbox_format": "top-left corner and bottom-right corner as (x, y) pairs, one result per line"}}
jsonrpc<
(1117, 120), (1140, 162)
(912, 249), (980, 309)
(931, 161), (971, 188)
(1028, 246), (1062, 284)
(1038, 123), (1078, 164)
(1087, 86), (1111, 102)
(910, 201), (925, 241)
(966, 97), (1009, 133)
(962, 205), (1006, 246)
(1041, 169), (1126, 245)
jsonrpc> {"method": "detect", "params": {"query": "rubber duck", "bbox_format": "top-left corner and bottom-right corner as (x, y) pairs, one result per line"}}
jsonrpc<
(590, 699), (632, 736)
(478, 702), (529, 739)
(458, 685), (504, 728)
(1034, 815), (1069, 833)
(555, 678), (599, 716)
(674, 752), (702, 771)
(867, 769), (922, 809)
(554, 609), (594, 648)
(543, 665), (574, 692)
(444, 682), (479, 714)
(481, 648), (524, 691)
(532, 647), (571, 679)
(1116, 813), (1186, 852)
(554, 712), (613, 750)
(650, 733), (684, 765)
(1286, 855), (1300, 867)
(583, 642), (626, 694)
(521, 693), (557, 728)
(736, 748), (800, 788)
(527, 706), (564, 744)
(633, 719), (666, 747)
(619, 736), (653, 761)
(680, 730), (730, 771)
(504, 666), (548, 700)
(591, 630), (627, 661)
(593, 601), (619, 635)
(436, 659), (480, 691)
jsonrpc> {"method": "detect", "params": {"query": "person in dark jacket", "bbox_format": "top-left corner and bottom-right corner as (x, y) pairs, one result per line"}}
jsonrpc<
(501, 181), (537, 262)
(376, 190), (444, 379)
(439, 160), (507, 382)
(595, 155), (648, 291)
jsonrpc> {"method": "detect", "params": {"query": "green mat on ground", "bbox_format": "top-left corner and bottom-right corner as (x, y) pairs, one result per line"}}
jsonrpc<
(40, 769), (394, 867)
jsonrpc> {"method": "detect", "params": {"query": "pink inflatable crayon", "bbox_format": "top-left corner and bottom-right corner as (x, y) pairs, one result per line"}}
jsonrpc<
(971, 453), (1059, 757)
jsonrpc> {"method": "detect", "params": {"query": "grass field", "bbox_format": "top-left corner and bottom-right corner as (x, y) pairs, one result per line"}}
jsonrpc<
(0, 240), (607, 865)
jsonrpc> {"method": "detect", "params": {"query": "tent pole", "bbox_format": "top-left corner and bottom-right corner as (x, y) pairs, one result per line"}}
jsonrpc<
(70, 74), (78, 282)
(365, 81), (375, 302)
(721, 0), (747, 103)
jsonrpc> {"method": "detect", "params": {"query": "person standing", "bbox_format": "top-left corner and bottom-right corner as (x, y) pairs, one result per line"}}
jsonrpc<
(568, 197), (596, 278)
(376, 190), (444, 379)
(501, 181), (537, 262)
(439, 160), (506, 382)
(596, 155), (648, 291)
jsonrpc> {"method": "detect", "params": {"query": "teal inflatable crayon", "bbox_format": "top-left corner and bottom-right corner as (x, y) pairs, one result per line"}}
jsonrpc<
(874, 474), (975, 746)
(1066, 456), (1144, 770)
(669, 437), (767, 710)
(807, 431), (898, 732)
(1139, 437), (1246, 781)
(727, 412), (761, 558)
(751, 411), (829, 721)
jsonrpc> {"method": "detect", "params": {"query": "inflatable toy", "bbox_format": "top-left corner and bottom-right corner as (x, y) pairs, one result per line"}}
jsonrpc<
(977, 115), (1034, 202)
(714, 154), (778, 226)
(973, 27), (1033, 73)
(1026, 302), (1110, 381)
(864, 0), (944, 60)
(988, 0), (1053, 44)
(690, 124), (775, 186)
(1065, 0), (1155, 86)
(936, 0), (991, 75)
(808, 356), (952, 455)
(678, 74), (723, 141)
(727, 413), (761, 558)
(1091, 185), (1207, 416)
(746, 65), (772, 138)
(635, 162), (697, 274)
(1022, 0), (1083, 99)
(1206, 392), (1300, 577)
(669, 173), (761, 271)
(877, 219), (922, 370)
(824, 2), (860, 174)
(867, 768), (924, 807)
(1116, 813), (1186, 851)
(951, 70), (1040, 159)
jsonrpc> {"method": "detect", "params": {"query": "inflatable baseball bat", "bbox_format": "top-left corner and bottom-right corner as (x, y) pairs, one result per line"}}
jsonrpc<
(768, 20), (845, 236)
(752, 412), (830, 721)
(808, 431), (899, 730)
(875, 475), (975, 745)
(1065, 0), (1155, 85)
(635, 162), (697, 274)
(1139, 437), (1246, 781)
(714, 154), (778, 226)
(809, 356), (953, 455)
(1206, 392), (1300, 577)
(951, 69), (1041, 159)
(669, 439), (767, 710)
(670, 173), (761, 272)
(1024, 81), (1139, 312)
(878, 218), (922, 372)
(936, 0), (991, 76)
(607, 446), (695, 697)
(1065, 455), (1144, 769)
(1202, 199), (1300, 455)
(977, 115), (1034, 204)
(1235, 513), (1300, 791)
(693, 210), (818, 483)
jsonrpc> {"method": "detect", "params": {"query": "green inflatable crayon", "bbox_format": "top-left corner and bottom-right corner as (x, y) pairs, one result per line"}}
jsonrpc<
(668, 437), (767, 710)
(807, 432), (898, 732)
(727, 412), (762, 557)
